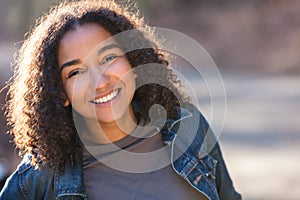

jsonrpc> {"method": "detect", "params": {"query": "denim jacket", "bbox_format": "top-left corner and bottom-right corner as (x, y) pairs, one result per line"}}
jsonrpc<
(0, 105), (241, 200)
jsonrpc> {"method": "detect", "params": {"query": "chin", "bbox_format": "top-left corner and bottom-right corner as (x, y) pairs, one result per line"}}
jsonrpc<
(96, 113), (124, 124)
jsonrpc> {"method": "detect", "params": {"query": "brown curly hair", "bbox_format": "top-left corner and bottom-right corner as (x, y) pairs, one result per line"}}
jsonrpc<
(6, 0), (188, 172)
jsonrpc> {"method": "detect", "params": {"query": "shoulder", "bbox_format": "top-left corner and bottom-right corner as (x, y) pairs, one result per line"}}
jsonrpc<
(167, 104), (210, 158)
(173, 103), (225, 164)
(0, 154), (55, 199)
(175, 103), (209, 131)
(174, 103), (210, 141)
(12, 154), (54, 178)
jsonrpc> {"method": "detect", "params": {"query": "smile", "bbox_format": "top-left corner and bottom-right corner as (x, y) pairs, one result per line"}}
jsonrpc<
(91, 89), (120, 104)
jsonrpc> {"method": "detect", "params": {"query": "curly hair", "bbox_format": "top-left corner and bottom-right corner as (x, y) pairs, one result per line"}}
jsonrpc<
(6, 0), (188, 172)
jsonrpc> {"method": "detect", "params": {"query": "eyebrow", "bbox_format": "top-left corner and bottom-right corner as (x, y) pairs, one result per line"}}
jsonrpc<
(60, 43), (121, 72)
(97, 43), (121, 56)
(60, 59), (81, 72)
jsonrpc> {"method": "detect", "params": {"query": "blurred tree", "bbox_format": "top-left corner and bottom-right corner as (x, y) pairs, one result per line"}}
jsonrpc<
(0, 0), (59, 40)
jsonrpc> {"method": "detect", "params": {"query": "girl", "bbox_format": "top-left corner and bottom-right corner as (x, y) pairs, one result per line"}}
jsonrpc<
(0, 0), (241, 199)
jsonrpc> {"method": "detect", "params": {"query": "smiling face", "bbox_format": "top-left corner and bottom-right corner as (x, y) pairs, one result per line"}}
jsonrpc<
(58, 23), (137, 128)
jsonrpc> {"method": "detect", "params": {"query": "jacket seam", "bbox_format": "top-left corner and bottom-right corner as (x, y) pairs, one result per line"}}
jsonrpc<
(19, 172), (31, 200)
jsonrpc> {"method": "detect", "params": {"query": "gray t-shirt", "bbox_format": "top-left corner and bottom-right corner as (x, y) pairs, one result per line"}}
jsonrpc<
(83, 125), (208, 200)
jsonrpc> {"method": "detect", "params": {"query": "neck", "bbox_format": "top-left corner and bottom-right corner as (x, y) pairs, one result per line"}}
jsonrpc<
(81, 109), (137, 144)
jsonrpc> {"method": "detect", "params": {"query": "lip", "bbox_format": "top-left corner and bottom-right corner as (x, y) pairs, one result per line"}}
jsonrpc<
(89, 88), (121, 106)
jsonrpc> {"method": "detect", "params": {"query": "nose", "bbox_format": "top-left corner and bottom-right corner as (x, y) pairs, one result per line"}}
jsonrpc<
(89, 69), (111, 90)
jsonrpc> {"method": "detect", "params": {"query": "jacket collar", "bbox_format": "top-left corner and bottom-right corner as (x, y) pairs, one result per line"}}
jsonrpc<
(157, 106), (193, 144)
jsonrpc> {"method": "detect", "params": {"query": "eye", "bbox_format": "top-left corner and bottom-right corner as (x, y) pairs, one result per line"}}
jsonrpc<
(99, 54), (120, 65)
(67, 68), (86, 78)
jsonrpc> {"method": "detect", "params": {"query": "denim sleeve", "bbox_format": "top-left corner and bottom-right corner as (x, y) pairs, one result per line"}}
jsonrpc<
(209, 141), (242, 200)
(0, 169), (25, 200)
(196, 107), (242, 200)
(180, 104), (242, 199)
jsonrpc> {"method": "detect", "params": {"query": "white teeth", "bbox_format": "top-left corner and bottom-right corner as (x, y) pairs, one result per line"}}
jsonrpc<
(93, 90), (119, 104)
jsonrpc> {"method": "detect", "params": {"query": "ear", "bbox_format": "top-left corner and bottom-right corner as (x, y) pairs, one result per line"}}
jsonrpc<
(64, 99), (70, 107)
(133, 73), (138, 79)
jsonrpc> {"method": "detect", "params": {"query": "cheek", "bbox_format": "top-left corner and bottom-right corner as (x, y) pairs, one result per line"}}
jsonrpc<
(123, 72), (137, 99)
(110, 62), (135, 82)
(63, 84), (74, 102)
(64, 80), (82, 101)
(118, 68), (136, 86)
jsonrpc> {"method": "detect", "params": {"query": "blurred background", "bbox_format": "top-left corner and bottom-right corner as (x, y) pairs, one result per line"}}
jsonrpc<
(0, 0), (299, 199)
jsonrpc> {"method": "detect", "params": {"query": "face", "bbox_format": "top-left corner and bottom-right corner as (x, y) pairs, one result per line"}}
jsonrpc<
(58, 23), (137, 125)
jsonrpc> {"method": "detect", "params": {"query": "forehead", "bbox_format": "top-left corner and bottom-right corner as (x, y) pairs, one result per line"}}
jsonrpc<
(58, 23), (114, 66)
